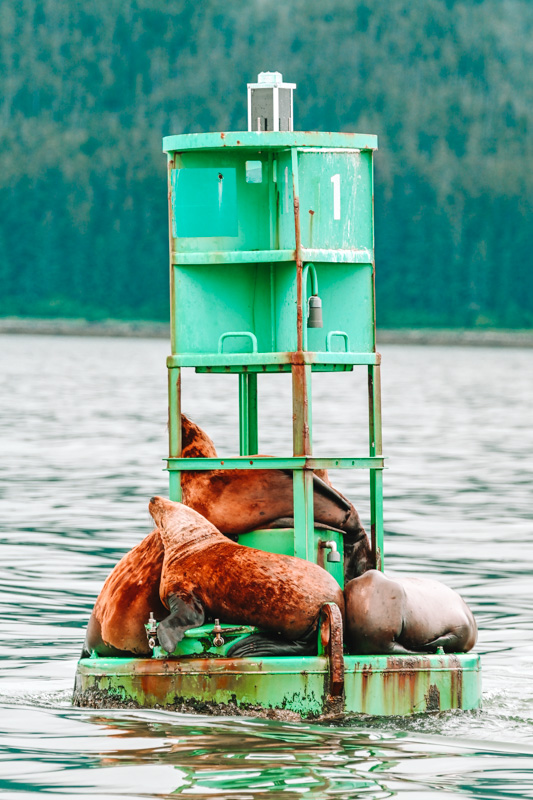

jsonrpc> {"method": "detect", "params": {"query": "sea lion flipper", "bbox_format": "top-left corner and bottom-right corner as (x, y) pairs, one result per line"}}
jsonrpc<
(157, 592), (205, 654)
(264, 516), (349, 535)
(417, 626), (473, 654)
(312, 473), (351, 511)
(279, 469), (351, 511)
(227, 628), (317, 658)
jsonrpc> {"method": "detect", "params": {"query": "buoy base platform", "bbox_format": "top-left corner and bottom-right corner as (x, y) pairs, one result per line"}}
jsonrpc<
(73, 653), (481, 719)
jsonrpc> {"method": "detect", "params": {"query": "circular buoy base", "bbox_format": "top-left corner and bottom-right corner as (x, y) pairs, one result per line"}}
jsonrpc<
(74, 652), (481, 719)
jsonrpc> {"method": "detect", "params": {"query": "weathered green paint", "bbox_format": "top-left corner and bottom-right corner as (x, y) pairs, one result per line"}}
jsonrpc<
(162, 131), (378, 152)
(167, 352), (381, 368)
(162, 623), (261, 658)
(166, 456), (386, 470)
(164, 138), (376, 360)
(171, 248), (373, 264)
(74, 653), (481, 718)
(194, 363), (356, 373)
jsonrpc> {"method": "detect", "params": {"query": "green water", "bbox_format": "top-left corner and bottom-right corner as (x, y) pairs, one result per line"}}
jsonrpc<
(1, 334), (532, 798)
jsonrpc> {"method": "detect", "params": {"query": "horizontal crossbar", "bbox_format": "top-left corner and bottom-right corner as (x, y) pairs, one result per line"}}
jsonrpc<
(171, 248), (373, 266)
(167, 352), (380, 368)
(195, 364), (354, 373)
(165, 456), (386, 471)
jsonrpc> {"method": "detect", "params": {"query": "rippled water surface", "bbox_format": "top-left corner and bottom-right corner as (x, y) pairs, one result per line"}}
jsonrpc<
(1, 334), (532, 798)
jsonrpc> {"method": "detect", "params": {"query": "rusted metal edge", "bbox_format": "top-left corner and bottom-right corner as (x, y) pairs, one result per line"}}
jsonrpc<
(166, 353), (382, 367)
(320, 603), (345, 699)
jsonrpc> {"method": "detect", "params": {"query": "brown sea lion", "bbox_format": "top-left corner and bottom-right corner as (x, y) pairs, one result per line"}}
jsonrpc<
(149, 495), (345, 657)
(344, 570), (477, 655)
(82, 529), (166, 657)
(180, 415), (372, 580)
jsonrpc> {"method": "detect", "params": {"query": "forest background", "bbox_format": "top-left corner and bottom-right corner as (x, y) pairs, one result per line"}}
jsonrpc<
(1, 0), (531, 328)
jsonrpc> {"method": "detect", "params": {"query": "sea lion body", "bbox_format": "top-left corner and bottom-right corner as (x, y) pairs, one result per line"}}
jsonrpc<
(83, 529), (166, 657)
(344, 570), (477, 655)
(149, 496), (344, 654)
(180, 415), (372, 579)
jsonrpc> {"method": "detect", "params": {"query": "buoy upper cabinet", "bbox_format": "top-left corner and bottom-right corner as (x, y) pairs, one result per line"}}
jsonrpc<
(163, 131), (378, 367)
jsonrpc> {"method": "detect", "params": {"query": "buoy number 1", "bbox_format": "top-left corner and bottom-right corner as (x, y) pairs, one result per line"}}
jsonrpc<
(331, 174), (341, 220)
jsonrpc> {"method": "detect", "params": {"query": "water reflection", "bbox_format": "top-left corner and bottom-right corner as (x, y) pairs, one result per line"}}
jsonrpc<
(2, 706), (533, 798)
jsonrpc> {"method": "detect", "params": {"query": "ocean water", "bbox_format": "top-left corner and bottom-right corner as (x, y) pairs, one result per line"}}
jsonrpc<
(1, 333), (532, 798)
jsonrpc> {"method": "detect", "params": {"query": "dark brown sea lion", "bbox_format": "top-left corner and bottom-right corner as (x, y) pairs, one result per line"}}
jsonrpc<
(344, 570), (477, 655)
(180, 415), (372, 580)
(149, 495), (345, 656)
(82, 529), (166, 657)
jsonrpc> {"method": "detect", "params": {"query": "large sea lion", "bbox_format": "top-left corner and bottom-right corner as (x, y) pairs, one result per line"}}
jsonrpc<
(344, 570), (477, 655)
(82, 529), (166, 657)
(180, 415), (372, 580)
(149, 496), (345, 657)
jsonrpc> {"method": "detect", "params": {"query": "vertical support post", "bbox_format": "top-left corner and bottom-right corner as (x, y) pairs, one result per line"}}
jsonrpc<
(167, 151), (182, 501)
(248, 373), (258, 454)
(239, 373), (259, 456)
(368, 363), (384, 570)
(238, 374), (249, 456)
(167, 154), (177, 355)
(291, 148), (303, 353)
(268, 152), (278, 354)
(292, 364), (314, 558)
(291, 145), (315, 559)
(168, 365), (182, 501)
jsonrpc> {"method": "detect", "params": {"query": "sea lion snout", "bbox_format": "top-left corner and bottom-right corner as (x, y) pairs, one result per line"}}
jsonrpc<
(148, 495), (176, 527)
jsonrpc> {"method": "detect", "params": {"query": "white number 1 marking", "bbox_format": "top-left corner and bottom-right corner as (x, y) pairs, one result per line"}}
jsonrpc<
(331, 173), (341, 220)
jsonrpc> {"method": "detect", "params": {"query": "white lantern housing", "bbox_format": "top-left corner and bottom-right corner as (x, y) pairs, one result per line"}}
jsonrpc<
(247, 72), (296, 132)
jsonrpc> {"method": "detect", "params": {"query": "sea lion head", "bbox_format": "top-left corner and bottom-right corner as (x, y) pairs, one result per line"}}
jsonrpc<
(148, 496), (221, 544)
(149, 495), (176, 528)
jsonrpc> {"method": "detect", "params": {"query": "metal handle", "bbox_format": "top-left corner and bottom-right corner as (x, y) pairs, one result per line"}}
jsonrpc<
(326, 330), (350, 353)
(218, 331), (258, 354)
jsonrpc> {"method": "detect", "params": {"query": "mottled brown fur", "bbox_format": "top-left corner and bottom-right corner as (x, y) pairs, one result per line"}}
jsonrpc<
(150, 496), (345, 643)
(83, 529), (166, 657)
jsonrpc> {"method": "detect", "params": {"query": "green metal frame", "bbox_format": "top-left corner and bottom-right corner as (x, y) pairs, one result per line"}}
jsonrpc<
(164, 133), (384, 571)
(73, 129), (481, 719)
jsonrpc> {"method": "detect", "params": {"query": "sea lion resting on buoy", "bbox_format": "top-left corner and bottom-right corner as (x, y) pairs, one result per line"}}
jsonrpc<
(344, 570), (477, 655)
(149, 495), (345, 657)
(180, 415), (372, 580)
(83, 528), (166, 657)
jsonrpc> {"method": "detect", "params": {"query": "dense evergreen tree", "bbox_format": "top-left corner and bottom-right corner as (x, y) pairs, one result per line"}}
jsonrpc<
(0, 0), (531, 326)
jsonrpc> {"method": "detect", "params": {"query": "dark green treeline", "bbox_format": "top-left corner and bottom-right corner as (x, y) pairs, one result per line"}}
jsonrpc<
(1, 0), (532, 327)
